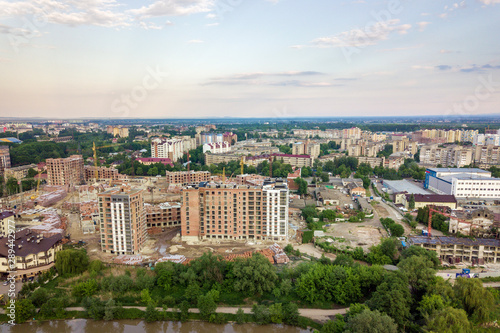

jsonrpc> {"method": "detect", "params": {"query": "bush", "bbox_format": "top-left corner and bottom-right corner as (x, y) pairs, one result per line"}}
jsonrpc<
(302, 231), (314, 244)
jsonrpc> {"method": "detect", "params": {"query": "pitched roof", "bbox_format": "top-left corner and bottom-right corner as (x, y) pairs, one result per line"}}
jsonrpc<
(0, 229), (62, 258)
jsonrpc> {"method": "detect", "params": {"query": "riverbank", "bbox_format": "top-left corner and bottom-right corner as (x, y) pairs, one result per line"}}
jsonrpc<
(0, 305), (349, 330)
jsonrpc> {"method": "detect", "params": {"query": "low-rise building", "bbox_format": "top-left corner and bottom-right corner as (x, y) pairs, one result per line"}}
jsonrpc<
(136, 157), (174, 167)
(402, 193), (458, 210)
(0, 229), (63, 280)
(409, 235), (500, 265)
(0, 211), (15, 236)
(4, 163), (37, 180)
(166, 171), (211, 186)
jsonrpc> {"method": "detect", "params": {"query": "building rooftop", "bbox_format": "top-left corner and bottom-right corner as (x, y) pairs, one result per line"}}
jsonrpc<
(0, 211), (14, 220)
(0, 229), (62, 258)
(406, 194), (457, 203)
(439, 174), (499, 182)
(409, 235), (500, 247)
(99, 187), (143, 196)
(383, 179), (430, 195)
(428, 168), (491, 174)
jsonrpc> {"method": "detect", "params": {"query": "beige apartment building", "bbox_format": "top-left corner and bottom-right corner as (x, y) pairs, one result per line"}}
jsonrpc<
(409, 236), (500, 265)
(145, 202), (181, 228)
(84, 165), (123, 181)
(181, 179), (289, 242)
(0, 229), (63, 280)
(46, 155), (84, 186)
(4, 163), (37, 180)
(98, 187), (147, 255)
(0, 145), (10, 176)
(166, 171), (211, 186)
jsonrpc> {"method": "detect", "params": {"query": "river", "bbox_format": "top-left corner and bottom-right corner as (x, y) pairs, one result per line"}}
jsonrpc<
(0, 319), (310, 333)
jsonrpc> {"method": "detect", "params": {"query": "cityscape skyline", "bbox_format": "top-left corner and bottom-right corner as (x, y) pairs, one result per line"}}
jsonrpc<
(1, 0), (500, 119)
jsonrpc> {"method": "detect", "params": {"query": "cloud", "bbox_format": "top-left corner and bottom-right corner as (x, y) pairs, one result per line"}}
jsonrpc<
(165, 20), (174, 25)
(440, 49), (454, 54)
(0, 0), (215, 29)
(478, 0), (500, 4)
(203, 71), (333, 87)
(416, 21), (431, 31)
(436, 65), (452, 70)
(439, 1), (466, 19)
(460, 64), (500, 72)
(206, 22), (219, 27)
(187, 39), (204, 43)
(293, 19), (412, 49)
(128, 0), (214, 19)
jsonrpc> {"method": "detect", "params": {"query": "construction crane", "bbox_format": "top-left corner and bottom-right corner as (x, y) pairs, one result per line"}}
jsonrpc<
(30, 170), (43, 200)
(92, 142), (123, 182)
(240, 156), (245, 175)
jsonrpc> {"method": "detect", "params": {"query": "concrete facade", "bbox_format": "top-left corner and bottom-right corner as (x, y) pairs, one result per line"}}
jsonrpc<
(46, 155), (84, 186)
(181, 179), (289, 242)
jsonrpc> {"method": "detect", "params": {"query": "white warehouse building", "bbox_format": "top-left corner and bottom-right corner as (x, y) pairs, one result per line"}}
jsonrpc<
(424, 168), (500, 199)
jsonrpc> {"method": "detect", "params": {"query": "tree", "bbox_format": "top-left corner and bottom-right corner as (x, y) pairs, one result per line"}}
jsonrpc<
(14, 299), (35, 323)
(389, 224), (404, 237)
(425, 307), (471, 333)
(346, 309), (397, 333)
(236, 308), (246, 324)
(268, 303), (283, 324)
(408, 194), (415, 210)
(72, 279), (98, 298)
(417, 294), (446, 319)
(104, 299), (117, 321)
(232, 253), (278, 296)
(295, 177), (308, 196)
(55, 249), (89, 276)
(320, 172), (330, 183)
(252, 304), (271, 324)
(141, 289), (153, 305)
(282, 302), (299, 326)
(453, 278), (494, 323)
(367, 273), (411, 330)
(145, 302), (159, 322)
(197, 293), (217, 319)
(30, 287), (49, 307)
(321, 314), (346, 333)
(184, 282), (202, 302)
(301, 167), (313, 178)
(398, 256), (436, 302)
(82, 297), (104, 320)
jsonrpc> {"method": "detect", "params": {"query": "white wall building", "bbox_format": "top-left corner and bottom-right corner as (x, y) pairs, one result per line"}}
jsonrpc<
(425, 168), (500, 199)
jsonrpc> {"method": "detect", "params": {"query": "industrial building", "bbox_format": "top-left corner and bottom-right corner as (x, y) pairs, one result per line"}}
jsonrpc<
(98, 187), (147, 255)
(424, 168), (500, 199)
(181, 179), (289, 242)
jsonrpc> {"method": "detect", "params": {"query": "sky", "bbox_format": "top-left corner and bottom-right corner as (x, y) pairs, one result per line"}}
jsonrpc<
(0, 0), (500, 119)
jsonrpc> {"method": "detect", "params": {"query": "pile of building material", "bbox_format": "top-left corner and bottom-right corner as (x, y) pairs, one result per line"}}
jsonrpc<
(269, 243), (290, 264)
(37, 187), (67, 207)
(156, 254), (187, 264)
(29, 210), (66, 237)
(113, 255), (143, 265)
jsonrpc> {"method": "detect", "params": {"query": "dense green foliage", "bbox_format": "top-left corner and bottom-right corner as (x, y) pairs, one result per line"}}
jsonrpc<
(55, 249), (89, 276)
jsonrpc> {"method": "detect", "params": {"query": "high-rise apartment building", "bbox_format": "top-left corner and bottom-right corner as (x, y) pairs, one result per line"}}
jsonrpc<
(98, 187), (146, 255)
(166, 171), (211, 186)
(0, 146), (11, 176)
(151, 137), (196, 162)
(46, 155), (84, 186)
(181, 179), (289, 242)
(106, 126), (129, 138)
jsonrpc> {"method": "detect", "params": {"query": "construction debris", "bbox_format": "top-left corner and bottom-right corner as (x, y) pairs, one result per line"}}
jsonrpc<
(113, 255), (143, 265)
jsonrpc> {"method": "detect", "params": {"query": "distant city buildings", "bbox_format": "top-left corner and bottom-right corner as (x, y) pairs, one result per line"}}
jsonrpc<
(151, 137), (196, 162)
(106, 126), (129, 138)
(4, 163), (37, 180)
(98, 187), (147, 255)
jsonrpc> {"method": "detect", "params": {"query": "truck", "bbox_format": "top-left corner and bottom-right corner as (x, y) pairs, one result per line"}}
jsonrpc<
(456, 268), (472, 278)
